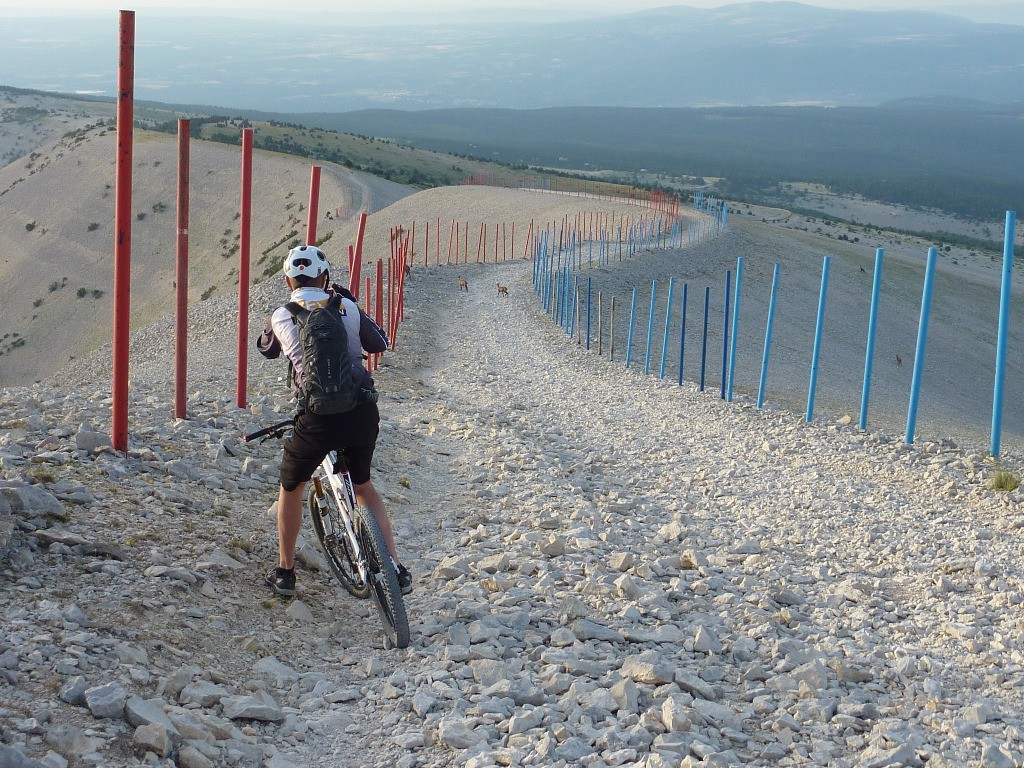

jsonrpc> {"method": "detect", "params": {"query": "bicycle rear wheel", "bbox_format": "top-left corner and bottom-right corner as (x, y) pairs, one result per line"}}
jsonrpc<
(356, 508), (410, 649)
(307, 482), (370, 599)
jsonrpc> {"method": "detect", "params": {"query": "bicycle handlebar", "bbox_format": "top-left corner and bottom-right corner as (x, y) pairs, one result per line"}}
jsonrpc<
(243, 419), (294, 443)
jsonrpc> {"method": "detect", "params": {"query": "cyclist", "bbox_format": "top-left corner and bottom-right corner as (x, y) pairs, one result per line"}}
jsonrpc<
(256, 245), (412, 597)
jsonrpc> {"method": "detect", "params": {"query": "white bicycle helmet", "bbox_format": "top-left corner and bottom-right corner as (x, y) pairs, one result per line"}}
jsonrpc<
(283, 245), (330, 279)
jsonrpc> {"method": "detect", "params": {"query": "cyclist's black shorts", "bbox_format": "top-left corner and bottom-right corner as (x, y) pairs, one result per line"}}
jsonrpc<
(279, 403), (379, 490)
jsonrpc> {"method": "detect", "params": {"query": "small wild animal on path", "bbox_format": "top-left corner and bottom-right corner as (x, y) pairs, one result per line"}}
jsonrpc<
(497, 283), (509, 297)
(457, 277), (468, 291)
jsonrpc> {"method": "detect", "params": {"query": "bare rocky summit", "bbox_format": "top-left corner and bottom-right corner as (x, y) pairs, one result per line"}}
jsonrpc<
(1, 186), (1023, 768)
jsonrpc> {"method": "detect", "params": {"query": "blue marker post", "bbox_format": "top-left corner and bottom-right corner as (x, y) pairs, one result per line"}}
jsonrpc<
(660, 277), (675, 379)
(992, 211), (1018, 458)
(570, 275), (579, 340)
(757, 263), (781, 409)
(585, 277), (592, 350)
(905, 247), (938, 444)
(859, 249), (885, 430)
(720, 270), (731, 400)
(727, 257), (743, 402)
(644, 280), (657, 376)
(625, 288), (638, 369)
(700, 286), (710, 392)
(678, 283), (688, 386)
(806, 256), (831, 422)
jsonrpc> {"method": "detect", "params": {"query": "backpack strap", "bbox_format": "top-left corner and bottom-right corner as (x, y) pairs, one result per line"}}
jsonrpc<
(284, 301), (309, 322)
(327, 294), (344, 312)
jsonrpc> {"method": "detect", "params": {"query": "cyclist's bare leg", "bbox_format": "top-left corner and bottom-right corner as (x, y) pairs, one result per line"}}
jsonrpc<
(277, 482), (306, 569)
(354, 480), (400, 564)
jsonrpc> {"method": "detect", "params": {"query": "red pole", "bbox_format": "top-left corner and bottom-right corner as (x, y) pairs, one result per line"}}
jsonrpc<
(374, 260), (384, 369)
(365, 275), (374, 371)
(386, 257), (393, 347)
(398, 240), (408, 324)
(424, 221), (429, 267)
(111, 10), (135, 454)
(306, 165), (321, 245)
(348, 245), (355, 297)
(236, 127), (253, 409)
(447, 219), (455, 264)
(173, 119), (190, 420)
(350, 211), (367, 297)
(477, 222), (484, 263)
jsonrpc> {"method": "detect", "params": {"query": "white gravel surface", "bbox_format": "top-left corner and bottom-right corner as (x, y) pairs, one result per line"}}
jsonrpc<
(2, 186), (1023, 768)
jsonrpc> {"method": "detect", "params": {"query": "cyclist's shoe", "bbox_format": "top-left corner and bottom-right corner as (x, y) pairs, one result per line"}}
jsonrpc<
(265, 566), (296, 597)
(395, 563), (413, 595)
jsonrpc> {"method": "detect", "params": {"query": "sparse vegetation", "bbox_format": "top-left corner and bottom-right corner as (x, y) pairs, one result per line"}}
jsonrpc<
(27, 467), (56, 484)
(87, 222), (99, 232)
(990, 469), (1021, 492)
(25, 221), (36, 232)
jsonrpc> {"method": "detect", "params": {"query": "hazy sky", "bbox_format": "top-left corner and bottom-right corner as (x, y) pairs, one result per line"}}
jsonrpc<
(0, 0), (1001, 14)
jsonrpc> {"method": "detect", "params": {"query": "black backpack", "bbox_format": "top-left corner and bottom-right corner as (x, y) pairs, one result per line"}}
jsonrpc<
(285, 294), (358, 415)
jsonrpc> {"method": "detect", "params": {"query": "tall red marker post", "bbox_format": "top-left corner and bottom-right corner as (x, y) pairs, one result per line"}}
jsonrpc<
(111, 10), (135, 454)
(173, 119), (190, 419)
(236, 128), (253, 409)
(306, 165), (320, 245)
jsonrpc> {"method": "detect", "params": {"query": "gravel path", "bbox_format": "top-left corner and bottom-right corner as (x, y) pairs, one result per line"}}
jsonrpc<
(2, 187), (1024, 768)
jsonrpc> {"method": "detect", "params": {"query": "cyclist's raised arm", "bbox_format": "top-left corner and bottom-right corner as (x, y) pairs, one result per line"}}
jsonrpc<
(256, 318), (282, 359)
(357, 307), (389, 353)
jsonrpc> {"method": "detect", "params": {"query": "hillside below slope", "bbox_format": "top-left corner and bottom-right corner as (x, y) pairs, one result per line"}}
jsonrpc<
(0, 123), (411, 387)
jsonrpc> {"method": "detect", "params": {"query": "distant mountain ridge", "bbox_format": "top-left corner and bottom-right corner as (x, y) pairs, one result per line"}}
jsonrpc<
(2, 2), (1023, 111)
(285, 98), (1024, 221)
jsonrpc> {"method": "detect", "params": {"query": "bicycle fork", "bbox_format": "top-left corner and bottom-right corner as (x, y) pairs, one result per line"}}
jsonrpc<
(312, 475), (371, 583)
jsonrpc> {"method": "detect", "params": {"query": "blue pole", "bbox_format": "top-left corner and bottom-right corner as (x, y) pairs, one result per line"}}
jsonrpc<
(859, 249), (885, 430)
(720, 270), (731, 400)
(644, 280), (657, 376)
(660, 277), (675, 379)
(757, 263), (781, 409)
(727, 257), (743, 402)
(625, 288), (637, 369)
(700, 286), (710, 392)
(586, 277), (592, 350)
(806, 256), (831, 422)
(564, 265), (572, 334)
(570, 275), (579, 339)
(678, 283), (688, 386)
(992, 211), (1017, 458)
(906, 247), (938, 445)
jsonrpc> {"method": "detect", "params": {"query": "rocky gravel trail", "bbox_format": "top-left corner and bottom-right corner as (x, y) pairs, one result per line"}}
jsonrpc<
(3, 205), (1024, 768)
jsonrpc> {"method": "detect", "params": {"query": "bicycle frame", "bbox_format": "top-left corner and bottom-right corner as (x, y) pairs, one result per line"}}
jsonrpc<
(311, 452), (370, 585)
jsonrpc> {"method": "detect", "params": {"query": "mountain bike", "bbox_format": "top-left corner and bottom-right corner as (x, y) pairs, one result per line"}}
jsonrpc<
(243, 419), (410, 649)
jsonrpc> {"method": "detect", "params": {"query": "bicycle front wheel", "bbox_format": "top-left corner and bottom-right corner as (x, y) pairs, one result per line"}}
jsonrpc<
(307, 482), (370, 599)
(356, 508), (410, 650)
